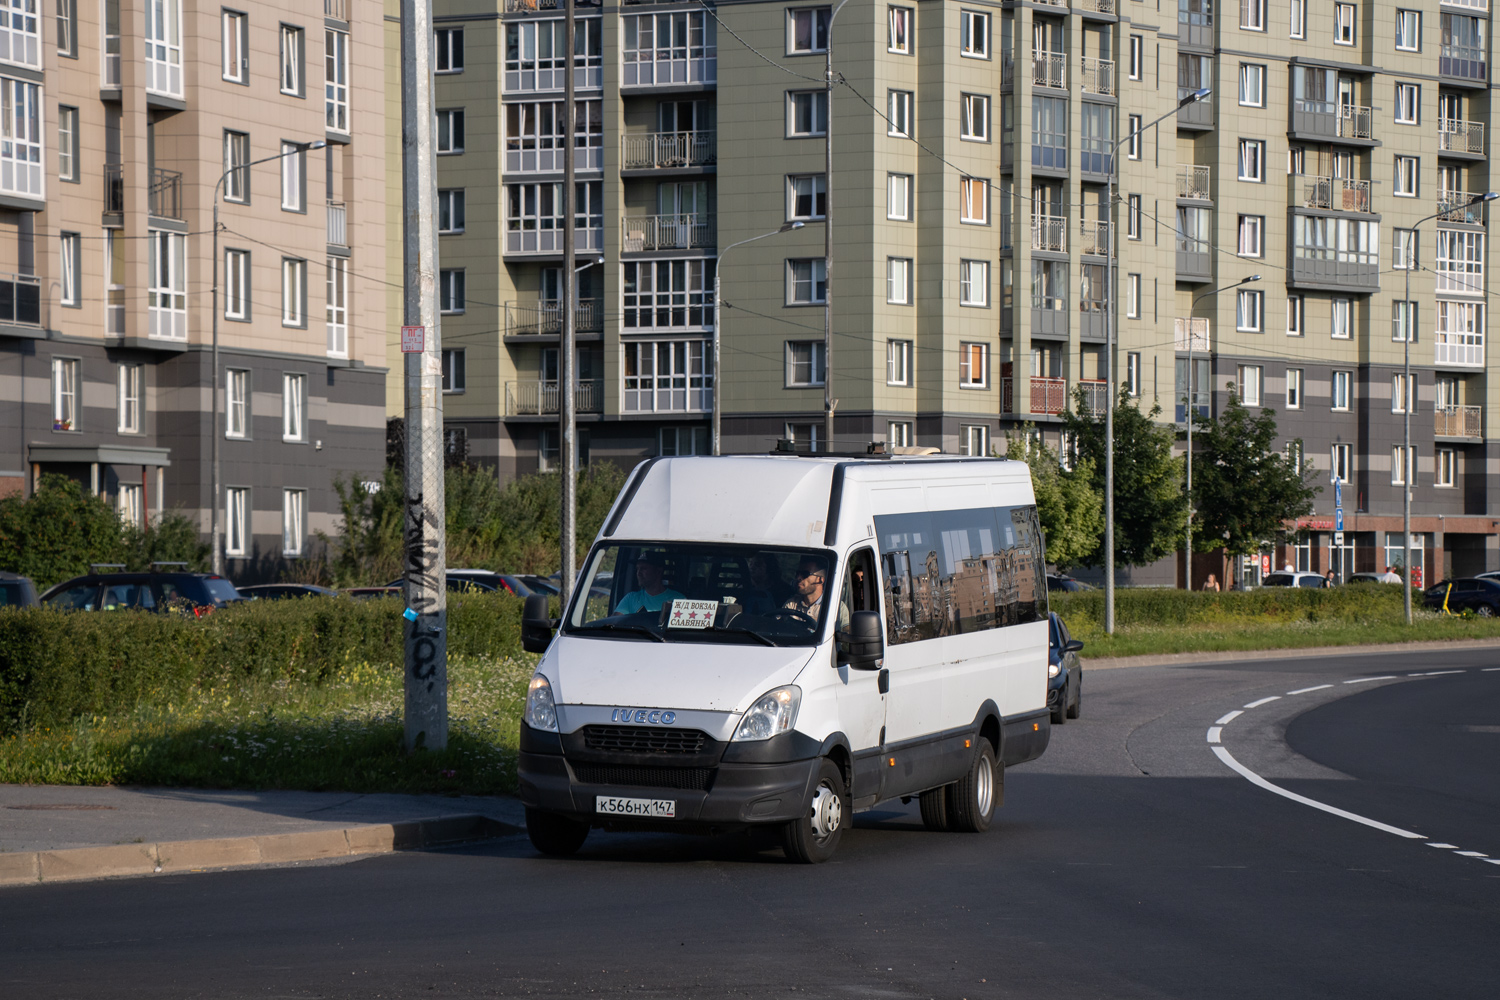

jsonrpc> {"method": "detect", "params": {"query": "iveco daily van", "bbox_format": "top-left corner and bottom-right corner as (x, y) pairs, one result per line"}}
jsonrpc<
(518, 454), (1050, 863)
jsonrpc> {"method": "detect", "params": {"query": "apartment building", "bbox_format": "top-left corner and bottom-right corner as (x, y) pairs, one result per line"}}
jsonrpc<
(410, 0), (1497, 583)
(1, 0), (389, 579)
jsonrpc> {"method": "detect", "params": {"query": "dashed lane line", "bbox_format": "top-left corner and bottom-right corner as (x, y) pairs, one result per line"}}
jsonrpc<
(1209, 746), (1426, 839)
(1216, 710), (1244, 725)
(1287, 684), (1333, 695)
(1345, 675), (1397, 684)
(1244, 696), (1281, 708)
(1207, 727), (1223, 744)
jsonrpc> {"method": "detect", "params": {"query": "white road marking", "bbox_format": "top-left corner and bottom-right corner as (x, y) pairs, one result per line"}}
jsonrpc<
(1422, 670), (1466, 676)
(1207, 727), (1223, 744)
(1287, 684), (1333, 695)
(1216, 710), (1243, 725)
(1210, 746), (1425, 839)
(1344, 676), (1397, 684)
(1484, 667), (1500, 672)
(1426, 843), (1459, 849)
(1456, 851), (1489, 858)
(1487, 859), (1500, 866)
(1244, 696), (1281, 708)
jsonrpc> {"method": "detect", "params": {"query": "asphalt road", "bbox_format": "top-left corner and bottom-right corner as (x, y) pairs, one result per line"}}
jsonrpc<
(4, 647), (1497, 999)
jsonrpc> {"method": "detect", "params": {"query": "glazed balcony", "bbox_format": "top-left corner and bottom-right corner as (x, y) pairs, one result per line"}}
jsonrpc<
(1440, 42), (1487, 83)
(1434, 330), (1484, 367)
(0, 272), (41, 328)
(1291, 101), (1373, 142)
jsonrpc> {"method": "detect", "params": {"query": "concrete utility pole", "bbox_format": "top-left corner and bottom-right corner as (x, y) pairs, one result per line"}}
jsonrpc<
(823, 0), (850, 452)
(400, 0), (447, 752)
(559, 0), (577, 607)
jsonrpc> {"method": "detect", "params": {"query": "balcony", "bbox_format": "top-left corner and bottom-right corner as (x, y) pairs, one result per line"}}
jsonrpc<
(1290, 101), (1374, 143)
(1437, 190), (1488, 223)
(622, 13), (716, 89)
(1439, 118), (1485, 156)
(1076, 380), (1107, 416)
(148, 168), (182, 220)
(1290, 175), (1372, 213)
(1176, 89), (1213, 127)
(1002, 376), (1067, 416)
(1177, 164), (1211, 201)
(1176, 239), (1212, 282)
(1074, 0), (1115, 11)
(1179, 0), (1213, 48)
(504, 299), (604, 337)
(505, 379), (604, 416)
(1442, 0), (1487, 8)
(506, 225), (604, 255)
(1034, 0), (1067, 7)
(621, 131), (716, 171)
(1435, 330), (1484, 367)
(1440, 43), (1487, 83)
(103, 163), (124, 213)
(327, 202), (347, 246)
(1434, 404), (1482, 439)
(505, 140), (604, 174)
(0, 272), (41, 328)
(622, 214), (716, 253)
(1079, 219), (1110, 257)
(1032, 215), (1067, 253)
(1080, 56), (1115, 96)
(324, 0), (347, 17)
(1033, 52), (1066, 89)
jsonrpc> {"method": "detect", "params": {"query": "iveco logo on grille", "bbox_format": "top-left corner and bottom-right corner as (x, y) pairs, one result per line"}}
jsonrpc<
(610, 708), (677, 725)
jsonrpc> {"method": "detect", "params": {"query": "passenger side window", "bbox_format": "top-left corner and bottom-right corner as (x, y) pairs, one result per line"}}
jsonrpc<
(839, 548), (877, 632)
(46, 583), (99, 611)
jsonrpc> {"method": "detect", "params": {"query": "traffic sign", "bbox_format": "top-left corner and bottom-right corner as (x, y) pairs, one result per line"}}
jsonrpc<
(1334, 479), (1343, 509)
(1334, 531), (1345, 546)
(1335, 508), (1344, 532)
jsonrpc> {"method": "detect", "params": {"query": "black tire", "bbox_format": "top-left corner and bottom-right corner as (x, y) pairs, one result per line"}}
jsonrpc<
(782, 758), (849, 863)
(946, 741), (998, 834)
(1066, 676), (1081, 719)
(525, 807), (590, 857)
(1478, 604), (1496, 618)
(919, 786), (951, 831)
(1051, 689), (1067, 725)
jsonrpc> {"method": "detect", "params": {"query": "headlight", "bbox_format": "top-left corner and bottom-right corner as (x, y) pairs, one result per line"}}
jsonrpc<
(1048, 662), (1060, 678)
(732, 685), (802, 742)
(524, 674), (558, 732)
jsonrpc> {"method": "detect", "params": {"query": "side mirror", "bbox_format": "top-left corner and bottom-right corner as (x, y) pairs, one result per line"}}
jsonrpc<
(836, 610), (884, 670)
(521, 594), (554, 654)
(1063, 638), (1085, 654)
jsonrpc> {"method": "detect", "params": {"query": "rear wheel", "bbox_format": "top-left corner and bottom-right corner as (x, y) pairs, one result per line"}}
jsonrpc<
(919, 786), (951, 831)
(1478, 604), (1496, 618)
(946, 741), (998, 834)
(1050, 689), (1067, 725)
(525, 807), (590, 857)
(782, 758), (849, 864)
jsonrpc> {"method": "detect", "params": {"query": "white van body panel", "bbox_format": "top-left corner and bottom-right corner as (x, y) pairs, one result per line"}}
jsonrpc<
(609, 457), (837, 546)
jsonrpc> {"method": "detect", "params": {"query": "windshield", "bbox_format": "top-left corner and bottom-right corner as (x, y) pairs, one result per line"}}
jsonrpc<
(565, 542), (835, 646)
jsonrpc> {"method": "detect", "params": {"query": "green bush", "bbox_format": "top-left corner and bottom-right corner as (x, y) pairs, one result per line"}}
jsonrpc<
(1050, 584), (1413, 629)
(0, 591), (527, 735)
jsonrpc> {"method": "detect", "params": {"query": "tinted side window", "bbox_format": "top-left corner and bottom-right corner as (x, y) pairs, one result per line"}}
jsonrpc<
(0, 583), (22, 605)
(46, 584), (100, 611)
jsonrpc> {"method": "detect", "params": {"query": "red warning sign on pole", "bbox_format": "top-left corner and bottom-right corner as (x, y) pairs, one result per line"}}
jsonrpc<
(401, 325), (425, 353)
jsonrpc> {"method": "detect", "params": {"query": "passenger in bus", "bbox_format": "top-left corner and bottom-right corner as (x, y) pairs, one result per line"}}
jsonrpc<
(615, 551), (685, 614)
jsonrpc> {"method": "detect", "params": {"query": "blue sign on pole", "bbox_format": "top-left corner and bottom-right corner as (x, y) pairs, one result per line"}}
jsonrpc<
(1334, 479), (1343, 510)
(1336, 508), (1345, 533)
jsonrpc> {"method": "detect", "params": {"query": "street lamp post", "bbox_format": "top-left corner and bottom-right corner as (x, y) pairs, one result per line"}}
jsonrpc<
(712, 221), (805, 455)
(1185, 275), (1260, 590)
(1103, 87), (1209, 632)
(1400, 191), (1498, 623)
(210, 139), (327, 577)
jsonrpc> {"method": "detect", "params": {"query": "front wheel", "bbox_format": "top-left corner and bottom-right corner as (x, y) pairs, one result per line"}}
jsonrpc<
(525, 807), (590, 857)
(782, 758), (849, 863)
(1067, 677), (1082, 720)
(946, 741), (998, 834)
(1477, 604), (1496, 618)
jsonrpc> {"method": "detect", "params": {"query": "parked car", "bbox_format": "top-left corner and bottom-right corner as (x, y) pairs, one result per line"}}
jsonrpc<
(238, 584), (340, 601)
(40, 571), (243, 615)
(1261, 571), (1328, 588)
(1047, 574), (1094, 592)
(1347, 573), (1384, 584)
(1048, 611), (1084, 724)
(384, 569), (535, 595)
(1477, 571), (1500, 583)
(345, 586), (401, 601)
(0, 571), (40, 608)
(1423, 578), (1500, 617)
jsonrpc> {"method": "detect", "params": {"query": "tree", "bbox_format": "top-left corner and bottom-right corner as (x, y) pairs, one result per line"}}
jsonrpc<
(1190, 395), (1318, 558)
(0, 475), (128, 589)
(1003, 425), (1102, 570)
(1062, 388), (1187, 568)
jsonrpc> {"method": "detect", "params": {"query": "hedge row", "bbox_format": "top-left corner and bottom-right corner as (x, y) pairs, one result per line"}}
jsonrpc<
(1050, 583), (1414, 628)
(0, 593), (527, 735)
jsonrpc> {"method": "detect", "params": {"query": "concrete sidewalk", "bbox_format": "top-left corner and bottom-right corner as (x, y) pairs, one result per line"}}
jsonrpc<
(0, 785), (525, 887)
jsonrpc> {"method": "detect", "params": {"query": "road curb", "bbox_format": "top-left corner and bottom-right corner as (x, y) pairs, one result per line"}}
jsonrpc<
(0, 814), (521, 888)
(1083, 636), (1500, 671)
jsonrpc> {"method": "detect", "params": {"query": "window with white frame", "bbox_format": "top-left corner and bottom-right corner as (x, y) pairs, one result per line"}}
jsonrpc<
(788, 6), (831, 54)
(440, 268), (465, 314)
(280, 141), (304, 211)
(325, 28), (349, 132)
(1331, 443), (1351, 482)
(1127, 273), (1141, 318)
(1334, 4), (1355, 44)
(886, 339), (911, 385)
(281, 258), (305, 327)
(960, 177), (988, 223)
(1237, 364), (1263, 405)
(58, 106), (77, 181)
(960, 10), (988, 58)
(437, 109), (465, 153)
(887, 257), (911, 304)
(959, 342), (988, 388)
(1393, 300), (1418, 343)
(1332, 370), (1351, 410)
(960, 94), (989, 141)
(57, 0), (76, 57)
(1332, 298), (1352, 339)
(780, 423), (818, 453)
(888, 90), (912, 136)
(116, 483), (142, 528)
(1391, 372), (1415, 413)
(788, 90), (827, 136)
(52, 357), (78, 430)
(326, 256), (347, 356)
(1436, 447), (1456, 488)
(887, 6), (910, 53)
(887, 173), (911, 220)
(959, 259), (988, 306)
(1290, 0), (1305, 38)
(224, 248), (249, 320)
(225, 487), (248, 556)
(118, 363), (141, 433)
(1435, 229), (1484, 296)
(1286, 367), (1303, 409)
(60, 233), (80, 307)
(1395, 10), (1420, 51)
(961, 424), (989, 457)
(1393, 228), (1416, 270)
(223, 130), (249, 203)
(1395, 83), (1419, 125)
(624, 342), (713, 413)
(1391, 445), (1413, 486)
(282, 488), (306, 556)
(1285, 439), (1304, 472)
(282, 373), (305, 441)
(888, 421), (912, 448)
(1126, 352), (1141, 396)
(1129, 35), (1142, 79)
(226, 368), (248, 438)
(438, 189), (465, 234)
(622, 260), (715, 330)
(442, 348), (466, 393)
(1127, 194), (1141, 239)
(435, 27), (464, 72)
(279, 24), (302, 96)
(1238, 215), (1264, 256)
(147, 230), (186, 340)
(106, 230), (125, 334)
(222, 9), (246, 83)
(788, 174), (827, 220)
(1394, 156), (1418, 197)
(0, 77), (42, 197)
(787, 258), (827, 304)
(1, 0), (42, 68)
(1127, 114), (1142, 159)
(1238, 139), (1264, 181)
(1237, 289), (1264, 331)
(1287, 294), (1304, 336)
(786, 340), (826, 386)
(1241, 0), (1265, 31)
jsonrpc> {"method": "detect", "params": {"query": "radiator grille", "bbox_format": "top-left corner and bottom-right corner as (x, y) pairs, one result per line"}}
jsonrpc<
(572, 764), (713, 790)
(582, 725), (708, 754)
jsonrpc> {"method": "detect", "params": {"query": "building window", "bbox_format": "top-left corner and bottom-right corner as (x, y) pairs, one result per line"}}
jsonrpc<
(1236, 365), (1263, 405)
(1396, 10), (1421, 51)
(1395, 83), (1419, 125)
(1290, 0), (1305, 38)
(1332, 298), (1352, 340)
(1127, 114), (1142, 159)
(52, 357), (78, 431)
(105, 230), (125, 334)
(1394, 229), (1416, 270)
(1241, 0), (1265, 31)
(1238, 139), (1264, 182)
(1032, 95), (1067, 168)
(1331, 370), (1351, 411)
(1236, 289), (1264, 332)
(959, 342), (988, 388)
(282, 489), (306, 557)
(961, 424), (989, 457)
(438, 189), (465, 234)
(59, 232), (80, 307)
(223, 130), (249, 203)
(225, 487), (249, 557)
(325, 28), (349, 132)
(437, 109), (465, 153)
(1079, 104), (1114, 174)
(786, 340), (827, 387)
(960, 94), (989, 141)
(325, 257), (347, 356)
(888, 421), (913, 447)
(118, 363), (141, 433)
(657, 426), (708, 457)
(959, 259), (988, 306)
(222, 9), (246, 83)
(281, 258), (306, 327)
(0, 78), (42, 197)
(1126, 352), (1141, 396)
(887, 339), (911, 385)
(1287, 294), (1304, 336)
(1126, 273), (1141, 318)
(1394, 156), (1418, 197)
(788, 90), (828, 136)
(147, 230), (186, 340)
(57, 0), (77, 56)
(788, 174), (827, 220)
(960, 10), (988, 58)
(440, 268), (465, 314)
(1331, 444), (1351, 483)
(1286, 367), (1303, 409)
(1032, 259), (1067, 312)
(1393, 300), (1418, 343)
(887, 6), (910, 53)
(888, 90), (912, 136)
(58, 106), (77, 181)
(887, 173), (911, 220)
(622, 259), (715, 331)
(442, 348), (466, 393)
(0, 0), (40, 68)
(224, 248), (249, 320)
(623, 340), (713, 413)
(960, 177), (988, 224)
(1127, 194), (1141, 239)
(1335, 4), (1356, 44)
(787, 258), (827, 304)
(887, 257), (911, 305)
(1436, 448), (1456, 488)
(1391, 446), (1413, 486)
(788, 6), (831, 54)
(280, 141), (305, 211)
(1237, 215), (1264, 257)
(117, 481), (141, 524)
(279, 24), (303, 96)
(226, 368), (248, 438)
(1435, 229), (1484, 296)
(277, 372), (304, 442)
(1128, 35), (1142, 79)
(435, 27), (464, 72)
(1392, 373), (1415, 414)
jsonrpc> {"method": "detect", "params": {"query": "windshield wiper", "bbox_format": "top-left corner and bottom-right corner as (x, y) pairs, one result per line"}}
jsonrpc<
(580, 622), (666, 642)
(714, 625), (781, 647)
